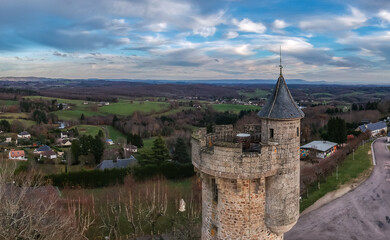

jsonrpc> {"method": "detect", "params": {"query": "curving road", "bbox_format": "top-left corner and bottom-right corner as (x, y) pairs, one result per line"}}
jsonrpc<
(286, 137), (390, 240)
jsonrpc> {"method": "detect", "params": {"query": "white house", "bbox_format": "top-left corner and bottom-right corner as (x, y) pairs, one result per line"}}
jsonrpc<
(60, 132), (68, 139)
(358, 121), (387, 137)
(5, 137), (12, 143)
(40, 150), (57, 159)
(17, 131), (31, 139)
(124, 145), (138, 153)
(9, 149), (27, 161)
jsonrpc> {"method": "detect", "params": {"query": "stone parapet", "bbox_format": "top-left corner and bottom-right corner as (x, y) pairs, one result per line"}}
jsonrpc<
(192, 137), (277, 179)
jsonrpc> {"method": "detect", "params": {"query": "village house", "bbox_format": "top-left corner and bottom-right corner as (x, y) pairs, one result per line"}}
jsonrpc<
(357, 121), (387, 137)
(17, 131), (31, 139)
(96, 156), (137, 170)
(58, 122), (65, 129)
(60, 140), (72, 146)
(9, 149), (27, 161)
(301, 140), (338, 159)
(60, 132), (68, 139)
(40, 150), (57, 159)
(124, 144), (138, 153)
(34, 145), (51, 154)
(5, 137), (12, 143)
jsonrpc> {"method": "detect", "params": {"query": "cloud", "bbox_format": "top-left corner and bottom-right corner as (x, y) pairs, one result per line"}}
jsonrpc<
(273, 19), (289, 29)
(337, 31), (390, 61)
(299, 7), (367, 32)
(226, 31), (239, 39)
(232, 18), (266, 33)
(53, 51), (67, 57)
(378, 10), (390, 22)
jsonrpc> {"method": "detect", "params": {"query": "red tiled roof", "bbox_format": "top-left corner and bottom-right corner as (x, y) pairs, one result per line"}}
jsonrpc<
(10, 150), (25, 157)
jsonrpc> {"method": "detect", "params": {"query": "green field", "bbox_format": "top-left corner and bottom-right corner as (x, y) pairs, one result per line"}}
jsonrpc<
(0, 112), (29, 119)
(104, 125), (125, 140)
(0, 100), (18, 106)
(26, 96), (85, 105)
(143, 137), (157, 148)
(27, 96), (170, 120)
(212, 104), (261, 114)
(100, 100), (169, 116)
(70, 125), (103, 137)
(54, 110), (104, 121)
(239, 89), (270, 99)
(0, 112), (35, 128)
(300, 141), (373, 212)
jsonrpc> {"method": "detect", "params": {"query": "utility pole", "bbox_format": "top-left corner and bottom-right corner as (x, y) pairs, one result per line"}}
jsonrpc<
(336, 165), (338, 180)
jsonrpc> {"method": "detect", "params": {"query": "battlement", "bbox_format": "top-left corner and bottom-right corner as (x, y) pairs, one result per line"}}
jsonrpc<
(192, 125), (277, 179)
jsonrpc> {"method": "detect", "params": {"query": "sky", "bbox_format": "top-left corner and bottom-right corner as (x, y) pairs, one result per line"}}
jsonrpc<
(1, 0), (390, 83)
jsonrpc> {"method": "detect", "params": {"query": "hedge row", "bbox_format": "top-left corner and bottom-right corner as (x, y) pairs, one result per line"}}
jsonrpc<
(48, 168), (131, 188)
(48, 162), (194, 188)
(132, 162), (194, 180)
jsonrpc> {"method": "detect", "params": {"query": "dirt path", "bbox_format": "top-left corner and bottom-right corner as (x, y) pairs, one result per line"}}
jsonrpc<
(286, 137), (390, 240)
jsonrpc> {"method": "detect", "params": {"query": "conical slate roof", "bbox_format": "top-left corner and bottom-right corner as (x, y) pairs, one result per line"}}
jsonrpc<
(258, 74), (304, 119)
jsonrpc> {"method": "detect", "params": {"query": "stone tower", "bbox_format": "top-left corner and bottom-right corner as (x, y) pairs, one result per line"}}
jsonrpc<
(192, 65), (304, 240)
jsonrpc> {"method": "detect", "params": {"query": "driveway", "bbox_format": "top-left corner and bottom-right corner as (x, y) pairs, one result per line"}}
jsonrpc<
(286, 137), (390, 240)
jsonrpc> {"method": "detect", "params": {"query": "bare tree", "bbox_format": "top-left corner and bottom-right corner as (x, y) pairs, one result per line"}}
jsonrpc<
(0, 160), (90, 240)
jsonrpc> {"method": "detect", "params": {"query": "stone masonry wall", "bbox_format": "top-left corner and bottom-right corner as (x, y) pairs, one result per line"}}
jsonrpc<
(193, 119), (301, 239)
(200, 173), (283, 240)
(262, 119), (301, 234)
(191, 138), (277, 179)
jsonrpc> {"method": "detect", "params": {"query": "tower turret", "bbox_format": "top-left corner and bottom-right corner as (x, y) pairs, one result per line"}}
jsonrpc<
(192, 55), (303, 239)
(258, 60), (304, 235)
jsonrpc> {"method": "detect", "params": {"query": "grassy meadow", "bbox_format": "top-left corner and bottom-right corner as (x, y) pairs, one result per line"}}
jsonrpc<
(212, 103), (261, 113)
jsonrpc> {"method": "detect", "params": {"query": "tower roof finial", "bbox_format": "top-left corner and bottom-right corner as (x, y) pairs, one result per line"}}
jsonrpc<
(279, 45), (283, 76)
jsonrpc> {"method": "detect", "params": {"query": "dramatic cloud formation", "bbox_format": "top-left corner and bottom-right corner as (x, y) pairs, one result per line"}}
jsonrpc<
(0, 0), (389, 83)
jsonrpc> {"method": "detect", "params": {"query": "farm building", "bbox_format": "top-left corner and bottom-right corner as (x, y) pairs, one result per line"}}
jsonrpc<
(17, 131), (31, 139)
(357, 121), (387, 137)
(301, 140), (338, 159)
(96, 156), (137, 170)
(9, 149), (27, 160)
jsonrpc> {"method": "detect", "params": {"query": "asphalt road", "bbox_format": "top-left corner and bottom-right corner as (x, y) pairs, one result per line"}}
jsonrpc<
(285, 137), (390, 240)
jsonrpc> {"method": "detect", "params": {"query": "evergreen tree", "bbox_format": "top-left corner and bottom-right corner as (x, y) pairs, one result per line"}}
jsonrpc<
(32, 110), (47, 124)
(73, 128), (79, 137)
(172, 138), (190, 163)
(80, 113), (85, 121)
(127, 133), (143, 148)
(91, 135), (104, 164)
(326, 117), (347, 144)
(0, 120), (10, 132)
(112, 115), (119, 126)
(98, 130), (104, 138)
(71, 139), (81, 164)
(151, 136), (170, 164)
